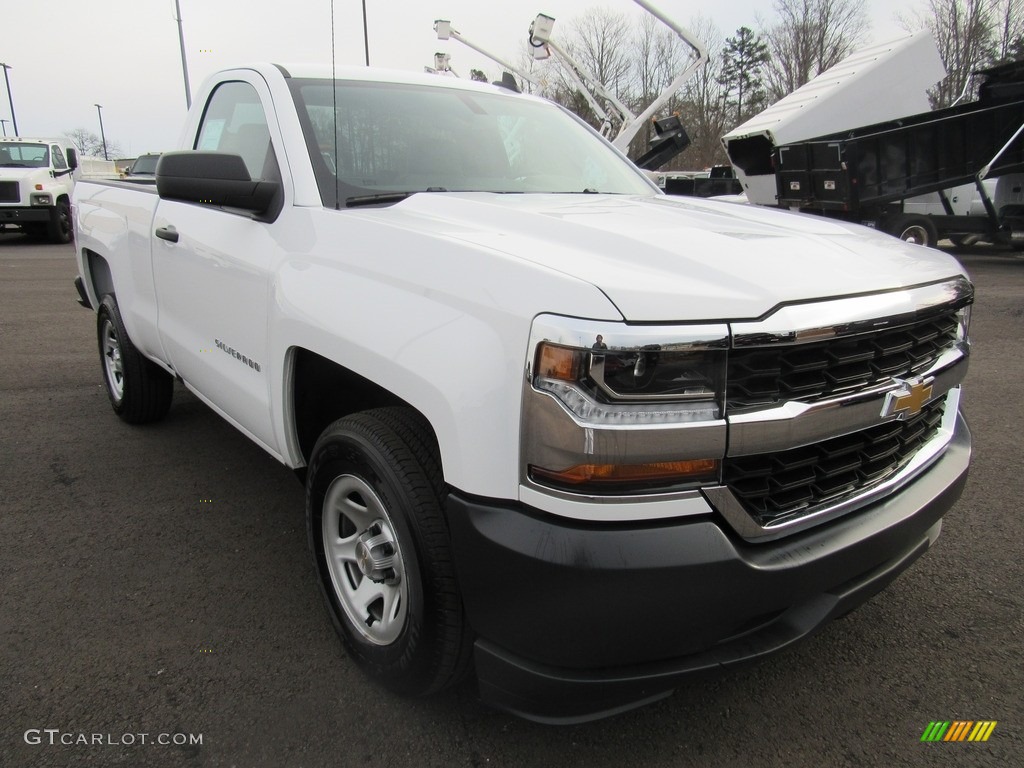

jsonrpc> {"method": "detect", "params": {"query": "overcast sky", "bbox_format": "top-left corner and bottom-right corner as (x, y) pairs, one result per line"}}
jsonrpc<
(1, 0), (922, 156)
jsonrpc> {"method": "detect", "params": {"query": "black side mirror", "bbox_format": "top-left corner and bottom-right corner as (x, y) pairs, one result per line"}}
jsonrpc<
(155, 151), (280, 215)
(66, 147), (78, 170)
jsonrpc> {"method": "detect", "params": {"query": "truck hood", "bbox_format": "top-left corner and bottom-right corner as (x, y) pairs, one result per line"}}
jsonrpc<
(374, 192), (967, 321)
(0, 167), (49, 183)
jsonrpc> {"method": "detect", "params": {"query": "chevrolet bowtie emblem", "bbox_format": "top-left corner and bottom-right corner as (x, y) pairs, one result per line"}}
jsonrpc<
(881, 377), (934, 420)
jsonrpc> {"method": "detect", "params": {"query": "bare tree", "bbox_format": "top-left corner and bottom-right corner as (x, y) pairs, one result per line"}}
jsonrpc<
(907, 0), (995, 107)
(566, 7), (634, 100)
(991, 0), (1024, 64)
(632, 14), (687, 109)
(64, 128), (122, 159)
(678, 16), (730, 169)
(763, 0), (869, 100)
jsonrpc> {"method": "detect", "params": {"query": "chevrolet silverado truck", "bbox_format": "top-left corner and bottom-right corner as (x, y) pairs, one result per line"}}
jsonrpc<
(1, 136), (79, 243)
(72, 64), (973, 723)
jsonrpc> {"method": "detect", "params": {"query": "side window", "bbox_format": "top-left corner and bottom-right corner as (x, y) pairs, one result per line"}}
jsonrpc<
(195, 81), (279, 181)
(51, 145), (68, 171)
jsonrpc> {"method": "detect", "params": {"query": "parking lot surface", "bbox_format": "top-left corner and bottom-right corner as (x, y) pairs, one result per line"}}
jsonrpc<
(1, 233), (1021, 767)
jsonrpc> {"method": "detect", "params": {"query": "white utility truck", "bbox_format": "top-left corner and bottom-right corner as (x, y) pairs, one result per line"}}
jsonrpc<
(72, 64), (973, 723)
(0, 136), (80, 243)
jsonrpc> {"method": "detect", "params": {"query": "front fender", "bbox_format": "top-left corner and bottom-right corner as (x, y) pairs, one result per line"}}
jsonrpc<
(267, 218), (619, 500)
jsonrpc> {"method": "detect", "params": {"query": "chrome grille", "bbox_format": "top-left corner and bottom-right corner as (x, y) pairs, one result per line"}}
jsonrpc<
(0, 181), (19, 203)
(723, 399), (946, 526)
(727, 311), (959, 410)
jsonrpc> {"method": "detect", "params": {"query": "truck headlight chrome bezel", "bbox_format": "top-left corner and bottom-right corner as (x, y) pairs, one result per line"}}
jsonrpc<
(521, 315), (728, 496)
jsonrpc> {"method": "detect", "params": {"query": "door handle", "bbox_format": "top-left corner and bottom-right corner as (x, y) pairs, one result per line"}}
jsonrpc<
(155, 226), (179, 243)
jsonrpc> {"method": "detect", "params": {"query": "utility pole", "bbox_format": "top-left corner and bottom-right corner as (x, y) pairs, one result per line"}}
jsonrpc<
(0, 63), (18, 135)
(95, 104), (108, 160)
(0, 118), (8, 136)
(361, 0), (370, 66)
(174, 0), (192, 108)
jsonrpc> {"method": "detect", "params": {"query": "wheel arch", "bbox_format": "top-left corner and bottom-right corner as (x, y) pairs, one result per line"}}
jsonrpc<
(81, 248), (116, 307)
(288, 347), (443, 474)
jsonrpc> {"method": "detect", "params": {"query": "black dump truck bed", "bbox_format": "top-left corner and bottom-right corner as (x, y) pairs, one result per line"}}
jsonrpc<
(773, 61), (1024, 210)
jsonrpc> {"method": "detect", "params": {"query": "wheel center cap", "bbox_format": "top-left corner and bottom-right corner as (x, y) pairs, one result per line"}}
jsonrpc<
(354, 526), (399, 584)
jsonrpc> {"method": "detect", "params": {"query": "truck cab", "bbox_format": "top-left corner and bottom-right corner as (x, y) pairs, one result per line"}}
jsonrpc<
(0, 136), (79, 243)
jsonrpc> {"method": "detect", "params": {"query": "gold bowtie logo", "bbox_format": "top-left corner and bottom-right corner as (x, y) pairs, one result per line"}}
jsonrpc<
(881, 377), (934, 420)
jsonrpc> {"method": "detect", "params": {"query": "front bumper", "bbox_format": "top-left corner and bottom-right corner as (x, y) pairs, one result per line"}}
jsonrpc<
(446, 413), (970, 723)
(0, 206), (53, 224)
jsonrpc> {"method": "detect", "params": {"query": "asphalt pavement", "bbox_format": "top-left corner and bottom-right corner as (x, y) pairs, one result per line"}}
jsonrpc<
(1, 232), (1021, 767)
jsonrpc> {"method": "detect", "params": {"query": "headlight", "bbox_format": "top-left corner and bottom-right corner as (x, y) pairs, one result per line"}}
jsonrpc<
(522, 316), (728, 495)
(31, 193), (53, 206)
(535, 340), (724, 412)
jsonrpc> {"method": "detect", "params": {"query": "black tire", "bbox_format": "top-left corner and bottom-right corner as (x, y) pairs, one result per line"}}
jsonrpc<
(96, 295), (174, 423)
(306, 407), (471, 696)
(887, 215), (939, 248)
(47, 198), (72, 244)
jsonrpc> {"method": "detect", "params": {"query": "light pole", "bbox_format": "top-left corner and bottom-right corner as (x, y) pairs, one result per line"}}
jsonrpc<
(173, 0), (192, 108)
(0, 118), (8, 136)
(95, 104), (108, 160)
(0, 63), (18, 136)
(361, 0), (369, 66)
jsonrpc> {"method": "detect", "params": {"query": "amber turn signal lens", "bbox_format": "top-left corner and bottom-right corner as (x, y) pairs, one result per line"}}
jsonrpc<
(536, 343), (584, 382)
(531, 459), (719, 488)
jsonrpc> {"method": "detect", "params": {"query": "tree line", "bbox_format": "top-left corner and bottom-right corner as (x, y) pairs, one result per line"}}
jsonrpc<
(517, 0), (1024, 169)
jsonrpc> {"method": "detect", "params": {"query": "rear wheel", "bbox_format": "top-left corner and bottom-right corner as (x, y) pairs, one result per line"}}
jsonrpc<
(888, 215), (938, 248)
(97, 295), (173, 423)
(306, 407), (471, 696)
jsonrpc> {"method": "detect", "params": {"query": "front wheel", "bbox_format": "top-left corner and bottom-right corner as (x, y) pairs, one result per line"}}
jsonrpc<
(306, 407), (471, 696)
(47, 198), (72, 244)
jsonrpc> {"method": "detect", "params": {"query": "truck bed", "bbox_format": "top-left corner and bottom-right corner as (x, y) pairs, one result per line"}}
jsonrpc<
(774, 61), (1024, 210)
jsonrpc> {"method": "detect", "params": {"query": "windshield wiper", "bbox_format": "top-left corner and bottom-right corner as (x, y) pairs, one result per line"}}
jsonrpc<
(346, 192), (413, 208)
(345, 187), (449, 208)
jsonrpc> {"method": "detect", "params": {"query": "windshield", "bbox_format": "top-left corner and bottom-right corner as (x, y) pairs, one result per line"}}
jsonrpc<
(288, 78), (656, 207)
(131, 154), (159, 174)
(0, 142), (50, 168)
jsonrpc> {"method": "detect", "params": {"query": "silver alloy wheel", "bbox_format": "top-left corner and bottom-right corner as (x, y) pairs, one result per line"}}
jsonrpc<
(898, 224), (930, 246)
(322, 474), (408, 645)
(100, 317), (125, 401)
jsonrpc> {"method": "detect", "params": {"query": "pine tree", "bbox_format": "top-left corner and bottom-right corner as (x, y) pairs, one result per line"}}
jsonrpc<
(719, 27), (770, 124)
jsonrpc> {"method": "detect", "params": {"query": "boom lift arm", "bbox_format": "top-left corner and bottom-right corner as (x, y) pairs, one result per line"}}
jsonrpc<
(434, 20), (541, 90)
(527, 14), (635, 141)
(621, 0), (708, 152)
(527, 5), (707, 157)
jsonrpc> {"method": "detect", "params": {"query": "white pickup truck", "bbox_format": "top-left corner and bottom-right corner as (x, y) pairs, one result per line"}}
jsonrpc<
(72, 64), (973, 723)
(0, 136), (79, 242)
